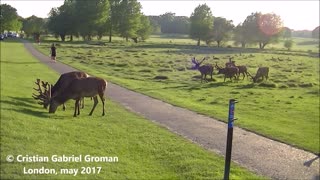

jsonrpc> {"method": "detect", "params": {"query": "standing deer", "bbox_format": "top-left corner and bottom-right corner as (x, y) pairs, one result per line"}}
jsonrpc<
(236, 65), (251, 80)
(250, 67), (269, 83)
(215, 63), (239, 82)
(191, 57), (214, 83)
(49, 77), (107, 117)
(33, 71), (89, 110)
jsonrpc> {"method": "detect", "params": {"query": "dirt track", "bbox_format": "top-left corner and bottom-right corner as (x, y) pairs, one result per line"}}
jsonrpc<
(23, 40), (319, 179)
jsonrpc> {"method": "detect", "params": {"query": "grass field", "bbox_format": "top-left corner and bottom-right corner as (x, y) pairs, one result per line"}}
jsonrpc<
(0, 40), (262, 179)
(33, 35), (320, 154)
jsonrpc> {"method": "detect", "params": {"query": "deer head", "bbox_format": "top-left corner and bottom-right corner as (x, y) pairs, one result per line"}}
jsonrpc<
(32, 79), (52, 109)
(191, 57), (208, 69)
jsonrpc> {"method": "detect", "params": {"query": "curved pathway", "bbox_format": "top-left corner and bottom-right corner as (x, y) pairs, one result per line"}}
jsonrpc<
(22, 40), (319, 179)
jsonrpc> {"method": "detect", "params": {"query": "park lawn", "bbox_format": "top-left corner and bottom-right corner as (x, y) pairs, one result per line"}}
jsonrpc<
(0, 41), (263, 179)
(34, 36), (320, 154)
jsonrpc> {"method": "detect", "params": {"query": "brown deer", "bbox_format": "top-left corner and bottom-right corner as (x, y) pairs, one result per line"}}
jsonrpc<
(237, 65), (251, 80)
(191, 57), (214, 83)
(49, 77), (107, 117)
(33, 71), (89, 110)
(215, 63), (239, 82)
(249, 67), (269, 83)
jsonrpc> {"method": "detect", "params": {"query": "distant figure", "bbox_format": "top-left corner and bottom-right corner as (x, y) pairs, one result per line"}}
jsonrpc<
(50, 43), (56, 62)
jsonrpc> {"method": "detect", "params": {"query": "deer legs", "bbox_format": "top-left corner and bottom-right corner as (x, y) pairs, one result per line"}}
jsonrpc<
(89, 96), (98, 116)
(74, 99), (81, 117)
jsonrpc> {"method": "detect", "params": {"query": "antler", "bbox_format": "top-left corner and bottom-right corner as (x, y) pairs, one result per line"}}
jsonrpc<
(191, 57), (198, 64)
(215, 62), (222, 69)
(198, 57), (207, 65)
(32, 79), (51, 107)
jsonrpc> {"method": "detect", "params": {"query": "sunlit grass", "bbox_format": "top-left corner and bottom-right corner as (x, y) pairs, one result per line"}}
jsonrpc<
(0, 40), (263, 179)
(33, 34), (320, 154)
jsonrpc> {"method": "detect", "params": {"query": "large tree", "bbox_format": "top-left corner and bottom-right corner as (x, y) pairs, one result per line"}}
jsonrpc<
(22, 15), (46, 41)
(47, 0), (77, 41)
(118, 0), (142, 41)
(137, 15), (152, 41)
(189, 4), (214, 46)
(233, 24), (247, 48)
(242, 12), (283, 49)
(0, 4), (22, 33)
(209, 17), (234, 47)
(74, 0), (109, 40)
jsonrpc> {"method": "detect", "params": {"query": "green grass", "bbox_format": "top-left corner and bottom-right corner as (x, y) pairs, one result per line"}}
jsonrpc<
(0, 40), (262, 179)
(33, 35), (320, 154)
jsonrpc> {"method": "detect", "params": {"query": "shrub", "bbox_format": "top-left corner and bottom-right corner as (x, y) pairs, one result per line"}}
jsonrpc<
(258, 82), (278, 88)
(154, 76), (168, 80)
(299, 83), (313, 88)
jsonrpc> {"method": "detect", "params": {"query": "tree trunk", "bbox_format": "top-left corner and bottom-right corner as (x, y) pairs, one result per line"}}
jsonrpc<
(109, 29), (112, 42)
(60, 34), (65, 42)
(109, 27), (112, 43)
(217, 41), (221, 47)
(70, 35), (73, 42)
(241, 42), (246, 48)
(126, 37), (128, 42)
(261, 43), (267, 49)
(197, 38), (200, 46)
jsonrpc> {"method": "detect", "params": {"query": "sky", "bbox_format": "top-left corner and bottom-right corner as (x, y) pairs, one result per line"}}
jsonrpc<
(2, 0), (319, 31)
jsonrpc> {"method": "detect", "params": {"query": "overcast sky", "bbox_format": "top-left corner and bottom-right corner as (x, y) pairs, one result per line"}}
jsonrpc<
(2, 0), (319, 31)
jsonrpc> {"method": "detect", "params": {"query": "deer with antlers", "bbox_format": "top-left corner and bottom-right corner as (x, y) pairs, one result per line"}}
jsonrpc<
(215, 63), (239, 82)
(32, 71), (89, 111)
(191, 57), (214, 83)
(49, 77), (108, 117)
(249, 67), (269, 83)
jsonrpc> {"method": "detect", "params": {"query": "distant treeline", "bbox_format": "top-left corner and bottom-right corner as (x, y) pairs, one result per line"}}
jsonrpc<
(148, 13), (190, 34)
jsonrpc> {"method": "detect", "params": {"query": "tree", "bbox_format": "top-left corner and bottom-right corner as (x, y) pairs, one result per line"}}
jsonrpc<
(233, 24), (247, 48)
(209, 17), (234, 47)
(242, 12), (283, 49)
(47, 0), (77, 42)
(107, 0), (121, 42)
(137, 15), (152, 41)
(118, 0), (142, 41)
(284, 39), (293, 51)
(0, 4), (22, 33)
(190, 4), (214, 46)
(312, 26), (319, 39)
(22, 16), (46, 41)
(281, 27), (292, 39)
(74, 0), (109, 40)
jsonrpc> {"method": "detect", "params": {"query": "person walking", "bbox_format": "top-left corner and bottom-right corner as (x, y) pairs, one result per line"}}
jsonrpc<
(50, 43), (56, 62)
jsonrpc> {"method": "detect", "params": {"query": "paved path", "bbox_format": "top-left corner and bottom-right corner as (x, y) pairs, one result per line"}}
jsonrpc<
(23, 40), (319, 179)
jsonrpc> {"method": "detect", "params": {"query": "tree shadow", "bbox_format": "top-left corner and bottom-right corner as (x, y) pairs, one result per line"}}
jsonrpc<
(0, 61), (40, 65)
(1, 96), (50, 118)
(303, 155), (320, 167)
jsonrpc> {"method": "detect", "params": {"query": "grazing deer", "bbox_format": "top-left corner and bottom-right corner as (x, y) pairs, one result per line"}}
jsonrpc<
(49, 77), (107, 117)
(250, 67), (269, 83)
(191, 57), (214, 83)
(236, 65), (251, 80)
(33, 71), (89, 110)
(215, 63), (239, 82)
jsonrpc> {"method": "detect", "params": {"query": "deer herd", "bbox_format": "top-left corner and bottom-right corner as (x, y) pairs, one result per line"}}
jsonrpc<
(191, 57), (269, 83)
(33, 71), (107, 117)
(33, 56), (268, 117)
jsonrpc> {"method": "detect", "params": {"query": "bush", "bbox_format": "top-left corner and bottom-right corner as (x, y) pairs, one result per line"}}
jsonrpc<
(154, 76), (169, 80)
(258, 82), (278, 88)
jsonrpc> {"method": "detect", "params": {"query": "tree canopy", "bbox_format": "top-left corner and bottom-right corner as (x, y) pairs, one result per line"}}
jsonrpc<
(190, 4), (214, 46)
(0, 4), (22, 33)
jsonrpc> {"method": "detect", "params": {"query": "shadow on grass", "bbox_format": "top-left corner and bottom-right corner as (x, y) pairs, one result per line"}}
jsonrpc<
(1, 96), (50, 118)
(0, 61), (40, 65)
